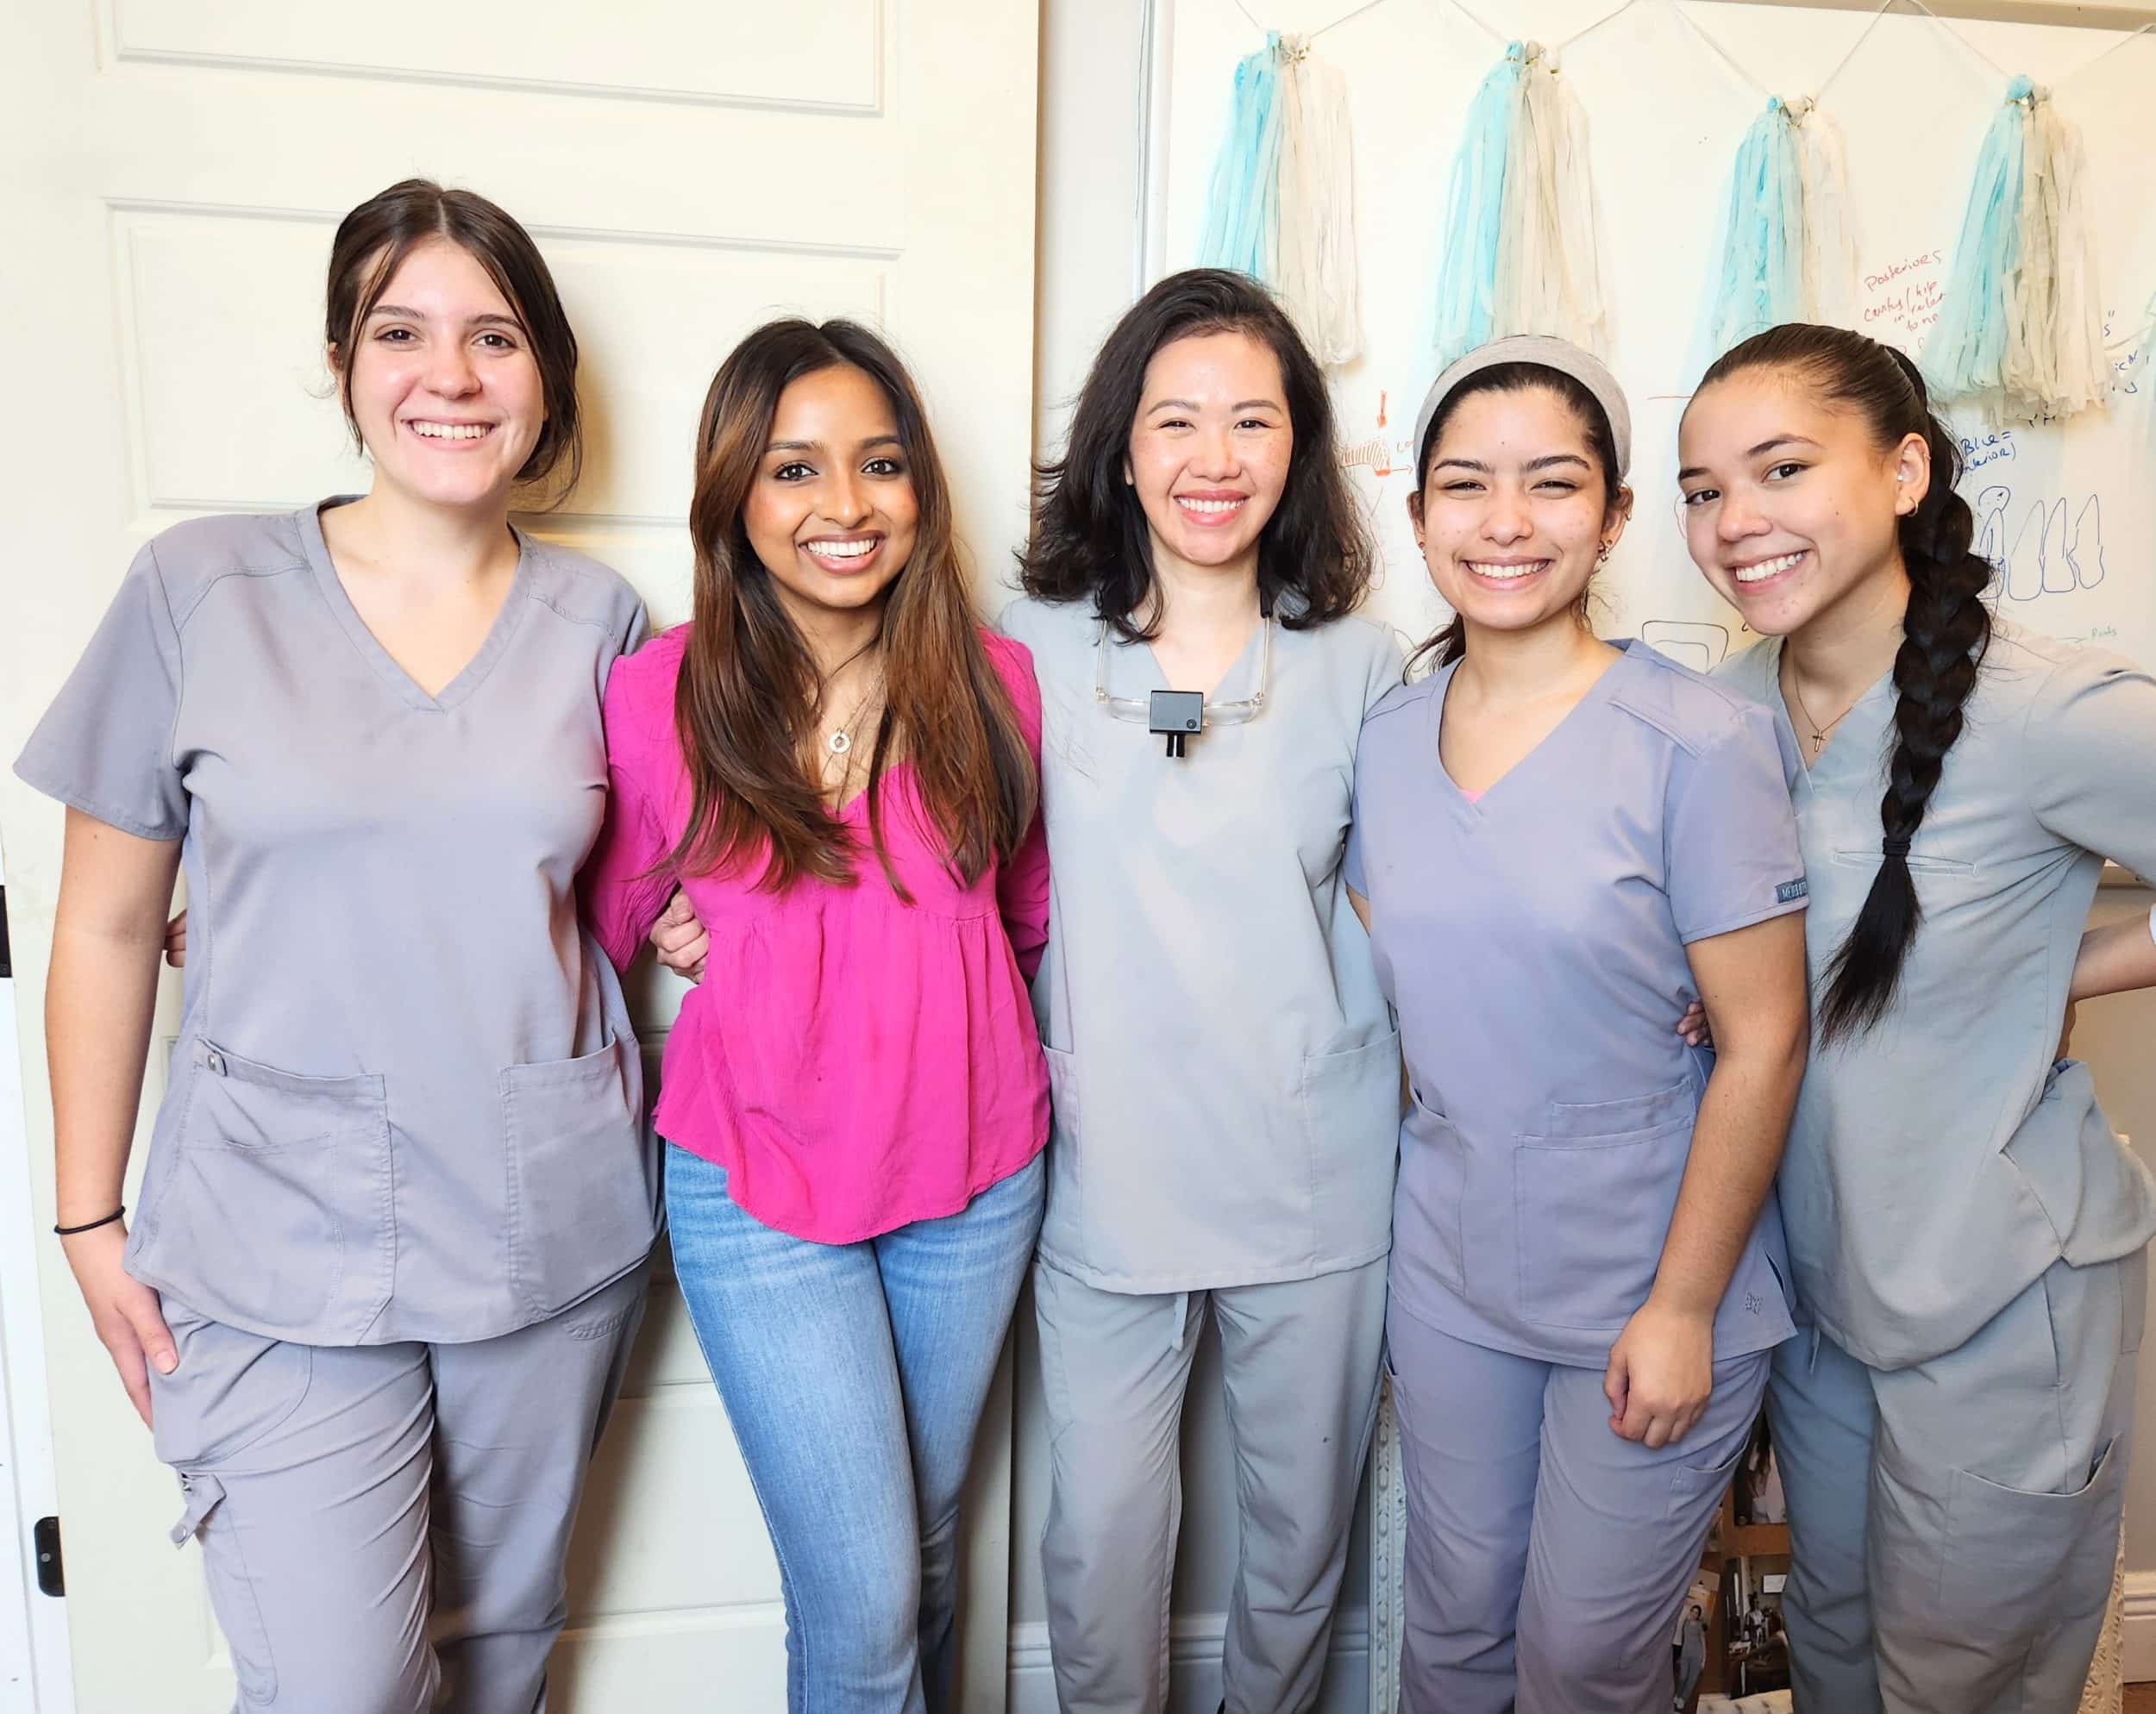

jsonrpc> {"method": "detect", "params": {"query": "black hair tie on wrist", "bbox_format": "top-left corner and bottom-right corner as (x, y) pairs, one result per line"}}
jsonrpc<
(54, 1207), (124, 1237)
(1882, 837), (1913, 858)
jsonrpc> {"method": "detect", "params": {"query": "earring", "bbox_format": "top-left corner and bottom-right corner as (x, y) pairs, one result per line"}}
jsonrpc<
(1596, 541), (1614, 566)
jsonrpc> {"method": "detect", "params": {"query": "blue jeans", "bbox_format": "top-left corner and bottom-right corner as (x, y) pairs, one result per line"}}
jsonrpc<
(665, 1146), (1046, 1714)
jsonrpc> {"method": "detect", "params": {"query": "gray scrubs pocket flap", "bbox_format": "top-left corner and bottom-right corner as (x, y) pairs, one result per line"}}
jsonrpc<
(1536, 1079), (1691, 1142)
(1937, 1437), (2121, 1634)
(185, 1041), (385, 1147)
(1043, 1045), (1080, 1145)
(168, 1469), (225, 1546)
(167, 1470), (278, 1702)
(1828, 847), (1977, 876)
(1300, 1030), (1404, 1243)
(1665, 1429), (1750, 1522)
(165, 1043), (392, 1341)
(502, 1033), (656, 1319)
(1397, 1089), (1468, 1296)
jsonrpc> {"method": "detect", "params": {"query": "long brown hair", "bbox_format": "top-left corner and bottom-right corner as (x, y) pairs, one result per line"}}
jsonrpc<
(668, 319), (1036, 897)
(325, 178), (581, 494)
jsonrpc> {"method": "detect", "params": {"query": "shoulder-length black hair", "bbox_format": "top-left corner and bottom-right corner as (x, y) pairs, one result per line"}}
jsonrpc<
(1018, 268), (1372, 639)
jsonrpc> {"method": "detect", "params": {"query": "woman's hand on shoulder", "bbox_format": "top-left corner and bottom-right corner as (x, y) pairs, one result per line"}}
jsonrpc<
(649, 890), (709, 984)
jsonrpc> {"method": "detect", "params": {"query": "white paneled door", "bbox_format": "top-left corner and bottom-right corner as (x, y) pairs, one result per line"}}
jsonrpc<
(0, 5), (1039, 1709)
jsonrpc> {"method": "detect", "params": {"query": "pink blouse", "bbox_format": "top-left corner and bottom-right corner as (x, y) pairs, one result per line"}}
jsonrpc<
(581, 626), (1050, 1243)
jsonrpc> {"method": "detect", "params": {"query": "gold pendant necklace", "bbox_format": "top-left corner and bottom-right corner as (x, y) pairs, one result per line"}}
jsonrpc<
(1785, 673), (1855, 759)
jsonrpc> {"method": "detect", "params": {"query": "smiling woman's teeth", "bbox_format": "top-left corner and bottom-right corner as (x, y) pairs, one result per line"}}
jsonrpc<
(1464, 561), (1543, 581)
(1735, 551), (1805, 583)
(411, 422), (490, 440)
(809, 539), (876, 559)
(1179, 497), (1242, 513)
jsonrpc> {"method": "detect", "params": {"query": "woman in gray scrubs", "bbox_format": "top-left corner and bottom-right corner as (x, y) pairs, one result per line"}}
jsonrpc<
(1000, 270), (1401, 1714)
(1678, 322), (2156, 1714)
(15, 181), (655, 1714)
(1348, 337), (1811, 1714)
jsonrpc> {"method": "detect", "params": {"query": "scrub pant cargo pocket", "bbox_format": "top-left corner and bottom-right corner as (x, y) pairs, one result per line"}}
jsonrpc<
(149, 1262), (649, 1714)
(1770, 1247), (2145, 1714)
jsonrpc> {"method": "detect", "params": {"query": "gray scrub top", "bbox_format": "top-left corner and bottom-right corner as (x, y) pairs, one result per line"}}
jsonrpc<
(14, 501), (658, 1347)
(1347, 641), (1805, 1368)
(998, 594), (1403, 1293)
(1719, 621), (2156, 1370)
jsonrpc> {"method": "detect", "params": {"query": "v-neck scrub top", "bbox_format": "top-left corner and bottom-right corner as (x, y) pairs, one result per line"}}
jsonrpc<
(999, 594), (1405, 1293)
(14, 501), (659, 1347)
(1718, 622), (2156, 1370)
(1347, 641), (1807, 1368)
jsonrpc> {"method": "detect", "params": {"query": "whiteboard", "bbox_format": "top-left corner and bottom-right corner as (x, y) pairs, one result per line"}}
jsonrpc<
(1147, 0), (2156, 674)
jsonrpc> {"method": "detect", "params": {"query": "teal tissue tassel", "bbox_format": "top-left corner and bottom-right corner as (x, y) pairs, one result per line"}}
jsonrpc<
(1432, 43), (1527, 366)
(1198, 34), (1285, 281)
(1194, 32), (1363, 365)
(1928, 75), (2106, 419)
(1925, 77), (2031, 408)
(1701, 98), (1807, 353)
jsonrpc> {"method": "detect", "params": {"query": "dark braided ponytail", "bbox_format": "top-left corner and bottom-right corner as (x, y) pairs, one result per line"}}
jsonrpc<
(1699, 325), (1993, 1042)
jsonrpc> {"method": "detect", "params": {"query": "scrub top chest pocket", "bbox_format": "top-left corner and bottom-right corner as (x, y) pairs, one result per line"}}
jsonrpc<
(155, 1042), (393, 1342)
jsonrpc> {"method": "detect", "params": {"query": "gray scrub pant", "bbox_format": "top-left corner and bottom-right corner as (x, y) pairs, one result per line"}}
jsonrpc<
(1386, 1303), (1772, 1714)
(1031, 1255), (1386, 1714)
(147, 1260), (650, 1714)
(1768, 1248), (2145, 1714)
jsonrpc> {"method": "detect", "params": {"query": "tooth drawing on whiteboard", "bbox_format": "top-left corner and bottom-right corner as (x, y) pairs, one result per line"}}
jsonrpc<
(2069, 495), (2104, 590)
(1977, 485), (2012, 589)
(1984, 486), (2108, 601)
(2009, 499), (2071, 598)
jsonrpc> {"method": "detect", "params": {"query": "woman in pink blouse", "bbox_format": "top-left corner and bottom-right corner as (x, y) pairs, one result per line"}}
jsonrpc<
(580, 318), (1048, 1714)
